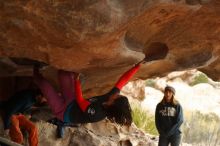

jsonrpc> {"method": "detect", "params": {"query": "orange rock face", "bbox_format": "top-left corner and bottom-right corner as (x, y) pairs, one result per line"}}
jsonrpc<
(0, 0), (219, 97)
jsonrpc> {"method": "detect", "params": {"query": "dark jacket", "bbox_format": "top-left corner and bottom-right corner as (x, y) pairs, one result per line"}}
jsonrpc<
(64, 87), (120, 124)
(64, 64), (140, 124)
(2, 89), (38, 129)
(155, 102), (183, 137)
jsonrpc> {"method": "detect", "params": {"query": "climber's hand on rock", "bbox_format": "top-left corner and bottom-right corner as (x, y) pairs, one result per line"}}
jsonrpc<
(135, 58), (146, 66)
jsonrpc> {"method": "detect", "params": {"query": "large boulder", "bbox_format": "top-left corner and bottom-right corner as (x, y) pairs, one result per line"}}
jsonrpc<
(0, 0), (220, 97)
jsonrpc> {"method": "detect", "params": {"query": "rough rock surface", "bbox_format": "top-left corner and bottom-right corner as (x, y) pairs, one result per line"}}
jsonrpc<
(0, 0), (220, 98)
(37, 120), (156, 146)
(121, 80), (146, 101)
(0, 115), (156, 146)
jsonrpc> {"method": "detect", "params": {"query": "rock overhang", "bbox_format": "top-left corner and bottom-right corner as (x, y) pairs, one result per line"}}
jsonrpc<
(0, 0), (219, 98)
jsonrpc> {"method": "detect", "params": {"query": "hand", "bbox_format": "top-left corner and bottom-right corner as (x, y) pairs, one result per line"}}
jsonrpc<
(139, 59), (146, 64)
(135, 59), (146, 66)
(75, 73), (80, 80)
(71, 72), (80, 80)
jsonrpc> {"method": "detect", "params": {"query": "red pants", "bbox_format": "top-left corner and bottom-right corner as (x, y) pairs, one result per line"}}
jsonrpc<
(9, 114), (38, 146)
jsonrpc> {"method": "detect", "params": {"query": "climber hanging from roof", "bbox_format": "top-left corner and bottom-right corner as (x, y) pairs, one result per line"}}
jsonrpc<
(33, 62), (142, 137)
(33, 46), (168, 138)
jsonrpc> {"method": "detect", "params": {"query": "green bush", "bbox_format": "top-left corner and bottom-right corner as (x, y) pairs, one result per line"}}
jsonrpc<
(190, 73), (209, 86)
(182, 111), (220, 145)
(145, 79), (156, 87)
(132, 105), (158, 135)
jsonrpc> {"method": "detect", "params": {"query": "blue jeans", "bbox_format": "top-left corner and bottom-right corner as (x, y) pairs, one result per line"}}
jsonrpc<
(158, 134), (181, 146)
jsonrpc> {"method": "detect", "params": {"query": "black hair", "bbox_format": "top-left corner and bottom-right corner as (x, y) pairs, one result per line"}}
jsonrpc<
(106, 95), (132, 126)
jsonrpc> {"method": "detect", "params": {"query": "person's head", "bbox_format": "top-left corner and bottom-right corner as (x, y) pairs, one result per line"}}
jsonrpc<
(161, 86), (177, 105)
(105, 95), (132, 126)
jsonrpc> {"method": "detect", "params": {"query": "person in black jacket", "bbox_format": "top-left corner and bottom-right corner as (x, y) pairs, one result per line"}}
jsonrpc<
(155, 86), (183, 146)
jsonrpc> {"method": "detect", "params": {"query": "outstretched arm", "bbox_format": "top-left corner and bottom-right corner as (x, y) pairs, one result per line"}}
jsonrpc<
(115, 63), (141, 90)
(73, 74), (91, 112)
